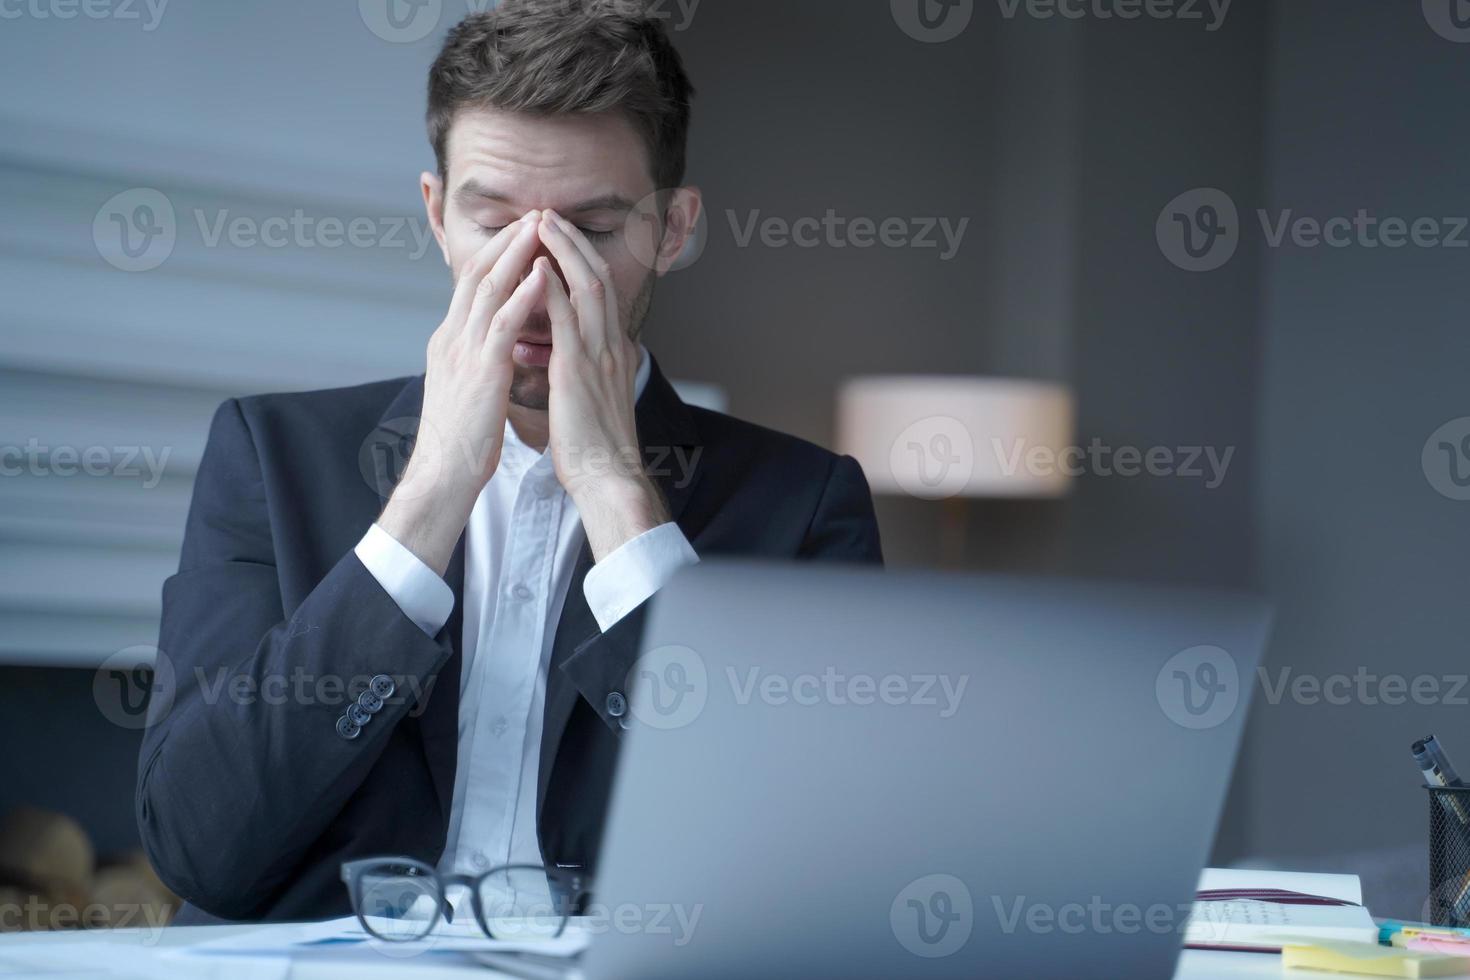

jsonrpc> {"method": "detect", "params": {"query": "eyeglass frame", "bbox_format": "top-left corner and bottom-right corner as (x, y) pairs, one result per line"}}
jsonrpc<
(340, 855), (590, 942)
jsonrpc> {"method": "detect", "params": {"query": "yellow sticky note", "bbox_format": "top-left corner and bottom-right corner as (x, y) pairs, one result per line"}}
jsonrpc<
(1282, 939), (1470, 978)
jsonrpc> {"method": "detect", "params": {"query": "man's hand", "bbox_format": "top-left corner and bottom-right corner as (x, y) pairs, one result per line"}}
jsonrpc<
(377, 212), (548, 575)
(536, 209), (671, 561)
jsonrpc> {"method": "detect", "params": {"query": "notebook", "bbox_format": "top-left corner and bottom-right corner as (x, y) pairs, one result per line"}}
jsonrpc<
(1184, 868), (1380, 951)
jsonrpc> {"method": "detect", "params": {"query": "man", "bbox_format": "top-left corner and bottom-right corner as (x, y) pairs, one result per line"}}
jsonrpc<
(137, 0), (882, 924)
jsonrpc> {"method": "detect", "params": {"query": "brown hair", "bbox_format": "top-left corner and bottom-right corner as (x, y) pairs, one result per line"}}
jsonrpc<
(427, 0), (694, 190)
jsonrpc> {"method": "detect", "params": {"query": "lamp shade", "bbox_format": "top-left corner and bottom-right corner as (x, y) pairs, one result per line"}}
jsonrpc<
(836, 376), (1075, 500)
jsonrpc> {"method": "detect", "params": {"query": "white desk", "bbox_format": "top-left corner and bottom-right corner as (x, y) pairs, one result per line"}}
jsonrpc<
(3, 925), (1469, 979)
(0, 923), (495, 979)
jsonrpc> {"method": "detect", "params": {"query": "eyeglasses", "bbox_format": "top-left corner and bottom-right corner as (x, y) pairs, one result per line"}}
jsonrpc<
(340, 857), (589, 943)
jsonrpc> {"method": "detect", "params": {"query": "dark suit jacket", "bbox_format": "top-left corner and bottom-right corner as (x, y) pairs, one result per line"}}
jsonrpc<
(137, 357), (882, 922)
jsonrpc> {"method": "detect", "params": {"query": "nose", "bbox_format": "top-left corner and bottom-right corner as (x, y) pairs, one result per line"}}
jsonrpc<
(518, 210), (562, 283)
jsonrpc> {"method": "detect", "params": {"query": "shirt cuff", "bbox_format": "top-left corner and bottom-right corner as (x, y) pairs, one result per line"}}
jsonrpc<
(583, 522), (699, 632)
(354, 523), (455, 638)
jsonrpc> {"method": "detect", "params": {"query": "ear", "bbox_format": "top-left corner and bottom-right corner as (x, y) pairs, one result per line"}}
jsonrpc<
(420, 170), (450, 267)
(653, 186), (704, 276)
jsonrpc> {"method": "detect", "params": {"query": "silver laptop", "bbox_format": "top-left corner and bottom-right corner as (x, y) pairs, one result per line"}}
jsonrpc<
(579, 561), (1271, 980)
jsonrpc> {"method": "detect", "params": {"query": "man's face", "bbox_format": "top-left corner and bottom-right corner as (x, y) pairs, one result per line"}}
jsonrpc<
(423, 108), (668, 411)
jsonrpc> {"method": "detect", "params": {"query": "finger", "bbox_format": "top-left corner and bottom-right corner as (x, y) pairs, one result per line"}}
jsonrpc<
(536, 256), (580, 354)
(464, 216), (544, 343)
(550, 209), (621, 328)
(443, 214), (537, 329)
(481, 263), (545, 362)
(537, 211), (613, 349)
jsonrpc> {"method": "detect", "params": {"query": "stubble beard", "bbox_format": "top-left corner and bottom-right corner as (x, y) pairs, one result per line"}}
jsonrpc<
(508, 270), (657, 411)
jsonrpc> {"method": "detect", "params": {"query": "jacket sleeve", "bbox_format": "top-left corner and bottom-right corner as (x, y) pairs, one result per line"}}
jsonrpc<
(557, 452), (884, 733)
(135, 398), (455, 920)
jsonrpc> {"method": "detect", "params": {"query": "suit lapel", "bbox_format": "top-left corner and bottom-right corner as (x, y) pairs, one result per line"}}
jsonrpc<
(537, 356), (702, 813)
(365, 376), (466, 827)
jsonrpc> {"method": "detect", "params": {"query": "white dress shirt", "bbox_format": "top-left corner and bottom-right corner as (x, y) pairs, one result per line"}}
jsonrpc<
(354, 345), (698, 879)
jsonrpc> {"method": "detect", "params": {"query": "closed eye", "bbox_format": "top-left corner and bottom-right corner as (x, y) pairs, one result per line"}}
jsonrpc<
(474, 223), (618, 243)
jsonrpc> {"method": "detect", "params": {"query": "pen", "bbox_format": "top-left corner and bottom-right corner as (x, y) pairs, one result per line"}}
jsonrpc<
(1413, 735), (1469, 824)
(1415, 736), (1465, 787)
(1375, 922), (1470, 946)
(1376, 920), (1470, 944)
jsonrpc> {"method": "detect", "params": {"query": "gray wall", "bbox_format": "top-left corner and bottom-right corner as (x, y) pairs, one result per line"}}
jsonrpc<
(1238, 0), (1470, 885)
(0, 0), (463, 850)
(655, 3), (1268, 591)
(0, 3), (452, 667)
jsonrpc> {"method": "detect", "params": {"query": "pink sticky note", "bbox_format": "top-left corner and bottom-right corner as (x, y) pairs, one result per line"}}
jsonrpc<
(1404, 936), (1470, 957)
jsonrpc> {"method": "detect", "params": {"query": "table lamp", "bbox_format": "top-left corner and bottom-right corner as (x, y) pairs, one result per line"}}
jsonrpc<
(836, 376), (1075, 566)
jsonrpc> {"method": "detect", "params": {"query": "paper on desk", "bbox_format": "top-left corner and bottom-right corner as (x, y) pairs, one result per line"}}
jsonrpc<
(172, 914), (590, 958)
(0, 942), (290, 980)
(1198, 867), (1363, 905)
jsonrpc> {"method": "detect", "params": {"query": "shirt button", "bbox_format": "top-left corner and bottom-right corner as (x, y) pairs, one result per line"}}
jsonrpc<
(472, 853), (490, 871)
(512, 584), (533, 601)
(492, 716), (508, 737)
(534, 483), (553, 499)
(347, 703), (373, 727)
(358, 690), (384, 714)
(606, 691), (627, 718)
(370, 674), (396, 699)
(335, 715), (361, 740)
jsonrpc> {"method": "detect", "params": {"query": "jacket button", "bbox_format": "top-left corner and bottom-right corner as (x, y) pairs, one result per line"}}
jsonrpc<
(370, 674), (396, 699)
(347, 703), (372, 727)
(606, 691), (627, 718)
(358, 690), (384, 714)
(335, 715), (361, 740)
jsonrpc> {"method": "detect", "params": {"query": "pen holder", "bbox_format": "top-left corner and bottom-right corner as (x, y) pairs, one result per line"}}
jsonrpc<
(1427, 786), (1470, 926)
